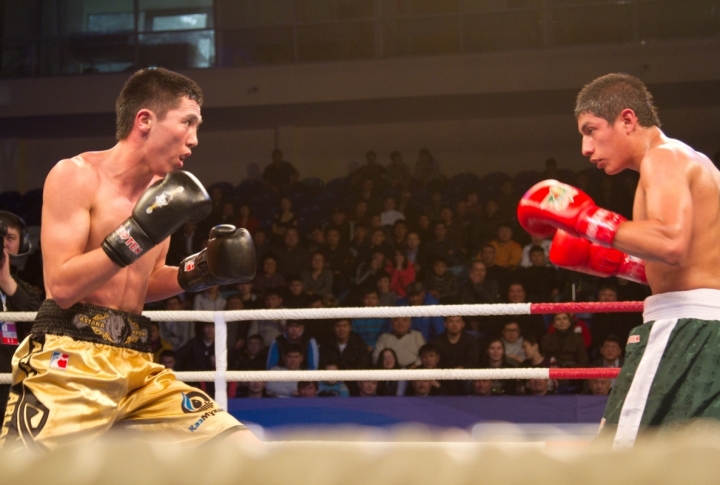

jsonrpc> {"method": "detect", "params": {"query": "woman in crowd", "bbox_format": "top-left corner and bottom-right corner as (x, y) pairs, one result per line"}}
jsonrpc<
(271, 196), (298, 242)
(375, 348), (408, 397)
(385, 249), (416, 298)
(235, 203), (259, 235)
(481, 338), (519, 395)
(520, 335), (554, 367)
(302, 252), (334, 297)
(252, 254), (285, 294)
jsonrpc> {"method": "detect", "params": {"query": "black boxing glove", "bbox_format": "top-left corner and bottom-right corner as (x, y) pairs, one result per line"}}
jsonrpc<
(178, 225), (256, 292)
(102, 171), (211, 268)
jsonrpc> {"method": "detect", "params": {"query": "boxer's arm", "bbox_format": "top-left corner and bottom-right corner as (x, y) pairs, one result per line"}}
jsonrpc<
(42, 159), (121, 308)
(145, 239), (183, 303)
(612, 148), (692, 265)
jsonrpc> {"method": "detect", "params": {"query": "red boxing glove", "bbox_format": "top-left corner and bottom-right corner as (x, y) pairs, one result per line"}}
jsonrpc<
(549, 230), (647, 285)
(517, 180), (626, 247)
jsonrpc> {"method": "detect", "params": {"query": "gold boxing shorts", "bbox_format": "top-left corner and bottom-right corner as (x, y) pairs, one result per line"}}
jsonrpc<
(0, 300), (245, 451)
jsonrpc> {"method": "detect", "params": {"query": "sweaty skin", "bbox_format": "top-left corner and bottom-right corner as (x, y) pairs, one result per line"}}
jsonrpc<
(578, 110), (720, 295)
(42, 97), (201, 314)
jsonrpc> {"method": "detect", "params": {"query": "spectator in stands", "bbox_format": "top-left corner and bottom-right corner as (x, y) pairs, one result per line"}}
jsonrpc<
(248, 288), (286, 347)
(168, 221), (203, 266)
(235, 203), (259, 235)
(225, 295), (247, 353)
(541, 157), (560, 180)
(193, 285), (226, 311)
(476, 244), (511, 298)
(391, 220), (409, 250)
(471, 380), (494, 396)
(235, 334), (268, 371)
(219, 200), (237, 226)
(500, 320), (524, 365)
(266, 344), (306, 398)
(302, 252), (333, 297)
(237, 380), (269, 399)
(267, 320), (319, 370)
(349, 223), (369, 260)
(159, 349), (176, 370)
(481, 338), (519, 395)
(385, 249), (416, 298)
(423, 257), (459, 304)
(253, 254), (285, 294)
(505, 282), (545, 341)
(516, 246), (561, 302)
(472, 199), (503, 247)
(527, 379), (552, 396)
(275, 227), (311, 280)
(541, 313), (589, 368)
(455, 201), (473, 250)
(432, 316), (480, 370)
(520, 336), (553, 368)
(251, 228), (269, 262)
(353, 251), (388, 299)
(397, 188), (420, 224)
(271, 196), (298, 243)
(357, 380), (379, 397)
(322, 227), (355, 295)
(386, 150), (412, 189)
(591, 282), (643, 347)
(424, 190), (444, 222)
(439, 206), (465, 250)
(236, 281), (260, 309)
(262, 148), (299, 193)
(149, 321), (173, 363)
(176, 322), (215, 394)
(352, 290), (389, 351)
(373, 316), (425, 368)
(415, 214), (433, 243)
(546, 310), (592, 350)
(415, 343), (456, 395)
(297, 381), (319, 398)
(520, 235), (552, 268)
(375, 348), (408, 397)
(495, 180), (519, 222)
(358, 227), (393, 266)
(284, 276), (311, 309)
(425, 221), (464, 269)
(414, 148), (444, 188)
(410, 380), (443, 397)
(380, 196), (405, 227)
(376, 274), (399, 307)
(321, 318), (372, 370)
(159, 295), (194, 351)
(490, 223), (522, 269)
(307, 226), (326, 254)
(349, 150), (387, 189)
(354, 178), (383, 214)
(458, 261), (499, 305)
(588, 379), (612, 396)
(404, 231), (427, 275)
(324, 207), (351, 243)
(591, 335), (624, 369)
(396, 282), (444, 341)
(350, 200), (371, 234)
(318, 362), (350, 397)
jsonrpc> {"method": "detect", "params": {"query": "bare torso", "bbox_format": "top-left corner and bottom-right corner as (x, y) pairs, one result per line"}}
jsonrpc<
(42, 150), (169, 314)
(634, 139), (720, 294)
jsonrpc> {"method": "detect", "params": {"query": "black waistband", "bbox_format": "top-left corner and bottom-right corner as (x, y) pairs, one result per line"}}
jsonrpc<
(31, 300), (151, 353)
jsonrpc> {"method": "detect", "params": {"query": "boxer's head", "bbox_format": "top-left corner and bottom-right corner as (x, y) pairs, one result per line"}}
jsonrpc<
(575, 73), (660, 128)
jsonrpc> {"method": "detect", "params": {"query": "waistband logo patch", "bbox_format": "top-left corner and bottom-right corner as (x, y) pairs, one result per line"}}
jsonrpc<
(49, 351), (70, 370)
(71, 311), (149, 346)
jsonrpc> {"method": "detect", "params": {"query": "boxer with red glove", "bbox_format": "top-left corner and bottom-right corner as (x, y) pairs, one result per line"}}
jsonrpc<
(517, 179), (626, 247)
(549, 229), (647, 285)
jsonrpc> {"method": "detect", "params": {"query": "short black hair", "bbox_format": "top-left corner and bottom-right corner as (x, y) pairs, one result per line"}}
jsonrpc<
(575, 73), (660, 127)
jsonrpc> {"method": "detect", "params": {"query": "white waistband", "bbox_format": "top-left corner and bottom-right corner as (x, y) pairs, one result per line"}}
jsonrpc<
(643, 289), (720, 323)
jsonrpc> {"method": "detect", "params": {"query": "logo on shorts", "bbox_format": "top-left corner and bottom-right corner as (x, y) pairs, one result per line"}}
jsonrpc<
(49, 351), (70, 370)
(540, 183), (578, 211)
(181, 391), (215, 414)
(627, 335), (641, 344)
(72, 311), (148, 346)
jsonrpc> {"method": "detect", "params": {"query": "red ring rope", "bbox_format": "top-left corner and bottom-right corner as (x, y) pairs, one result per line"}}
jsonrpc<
(531, 301), (643, 314)
(549, 368), (621, 380)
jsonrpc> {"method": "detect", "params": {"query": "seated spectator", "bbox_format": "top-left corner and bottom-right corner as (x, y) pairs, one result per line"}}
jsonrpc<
(541, 313), (589, 368)
(375, 348), (408, 396)
(193, 285), (226, 311)
(489, 223), (522, 270)
(471, 199), (504, 247)
(267, 320), (319, 370)
(386, 150), (412, 189)
(236, 281), (260, 309)
(275, 227), (311, 280)
(318, 363), (350, 397)
(247, 289), (286, 347)
(358, 227), (393, 265)
(149, 321), (173, 363)
(500, 320), (524, 365)
(159, 295), (194, 351)
(391, 219), (409, 250)
(284, 276), (311, 309)
(591, 282), (643, 347)
(423, 257), (459, 304)
(505, 282), (546, 341)
(476, 244), (512, 298)
(471, 379), (494, 396)
(307, 226), (326, 253)
(376, 274), (399, 307)
(481, 338), (519, 395)
(520, 235), (552, 268)
(251, 228), (269, 263)
(353, 251), (388, 298)
(396, 282), (444, 341)
(351, 292), (389, 351)
(234, 334), (268, 371)
(266, 344), (306, 398)
(439, 206), (465, 250)
(373, 316), (425, 368)
(385, 249), (416, 298)
(410, 380), (443, 397)
(349, 223), (369, 259)
(271, 196), (298, 243)
(520, 336), (553, 367)
(516, 245), (561, 302)
(527, 379), (552, 396)
(357, 380), (379, 397)
(415, 213), (433, 243)
(297, 381), (319, 398)
(414, 147), (444, 188)
(262, 148), (299, 193)
(546, 311), (592, 350)
(324, 206), (352, 243)
(226, 294), (248, 355)
(425, 221), (465, 269)
(159, 349), (176, 370)
(176, 321), (216, 393)
(495, 180), (519, 222)
(252, 254), (285, 294)
(432, 316), (480, 370)
(413, 343), (455, 395)
(354, 178), (383, 214)
(302, 252), (334, 297)
(381, 196), (405, 227)
(458, 260), (499, 305)
(587, 378), (612, 396)
(349, 201), (371, 234)
(321, 228), (355, 295)
(236, 380), (270, 399)
(591, 335), (624, 368)
(321, 318), (372, 370)
(404, 231), (428, 274)
(349, 150), (387, 189)
(235, 203), (259, 235)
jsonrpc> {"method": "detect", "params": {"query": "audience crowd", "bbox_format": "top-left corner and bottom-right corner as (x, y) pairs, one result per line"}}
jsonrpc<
(1, 149), (652, 400)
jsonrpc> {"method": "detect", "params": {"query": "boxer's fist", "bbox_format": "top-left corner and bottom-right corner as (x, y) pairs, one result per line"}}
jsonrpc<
(549, 230), (647, 285)
(102, 171), (212, 267)
(517, 180), (626, 247)
(178, 225), (256, 292)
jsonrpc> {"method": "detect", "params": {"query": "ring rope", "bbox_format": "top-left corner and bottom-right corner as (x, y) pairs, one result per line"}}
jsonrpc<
(0, 301), (643, 323)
